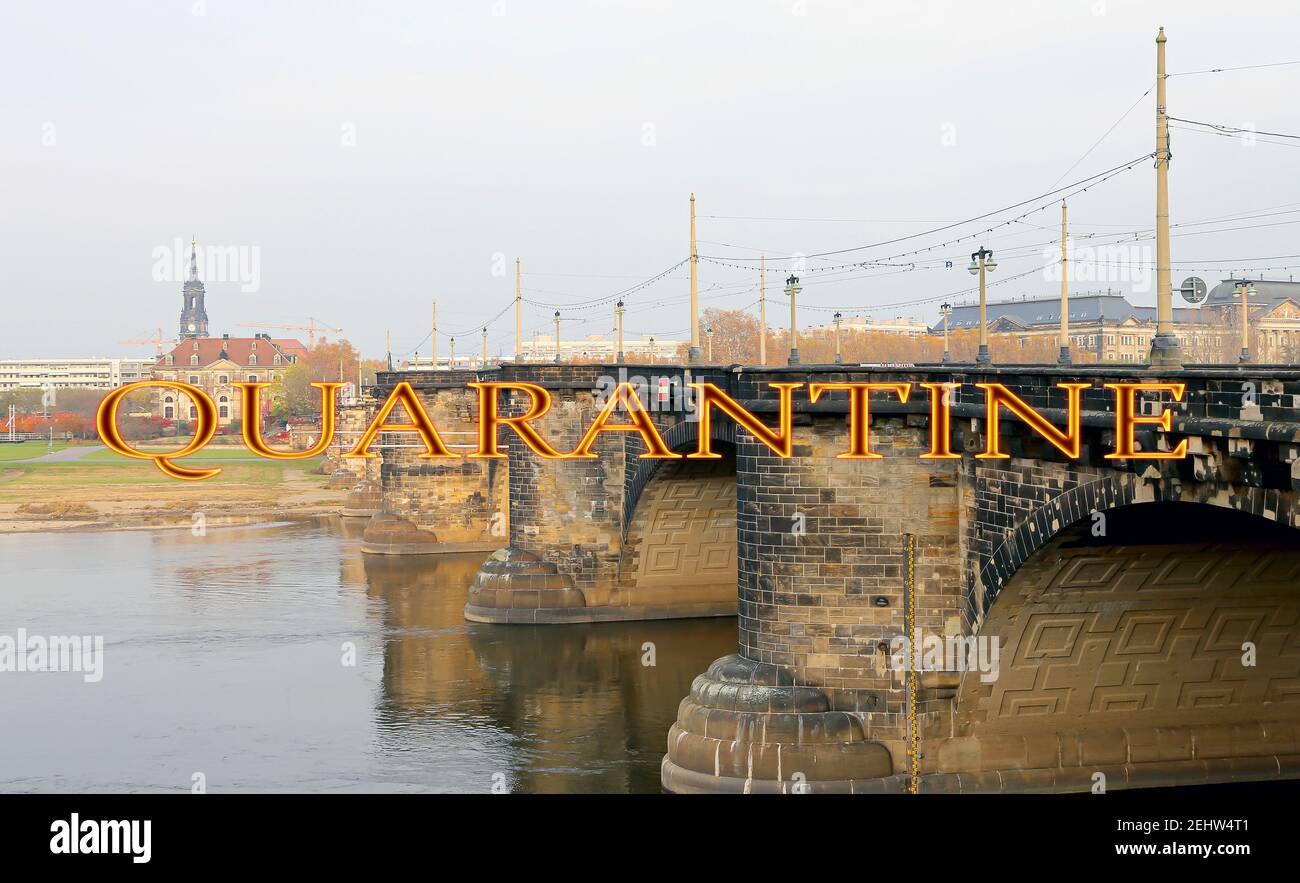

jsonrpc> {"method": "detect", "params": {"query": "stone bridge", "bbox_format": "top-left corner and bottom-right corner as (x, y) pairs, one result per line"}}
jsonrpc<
(345, 361), (1300, 794)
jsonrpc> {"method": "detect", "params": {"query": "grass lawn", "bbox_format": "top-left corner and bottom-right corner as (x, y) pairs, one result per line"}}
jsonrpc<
(0, 459), (329, 508)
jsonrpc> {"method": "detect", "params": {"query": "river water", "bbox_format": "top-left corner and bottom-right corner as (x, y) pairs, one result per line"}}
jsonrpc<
(0, 519), (736, 793)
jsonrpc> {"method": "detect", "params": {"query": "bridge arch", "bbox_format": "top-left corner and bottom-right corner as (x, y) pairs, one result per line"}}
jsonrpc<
(978, 470), (1300, 616)
(934, 500), (1300, 792)
(612, 420), (738, 616)
(622, 419), (735, 536)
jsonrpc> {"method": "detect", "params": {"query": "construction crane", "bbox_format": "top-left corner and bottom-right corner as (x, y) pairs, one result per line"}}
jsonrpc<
(238, 317), (342, 350)
(117, 328), (168, 358)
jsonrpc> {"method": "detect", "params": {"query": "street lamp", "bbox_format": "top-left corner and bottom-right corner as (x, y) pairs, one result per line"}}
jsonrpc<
(968, 247), (997, 363)
(615, 300), (625, 363)
(449, 337), (456, 370)
(1235, 281), (1258, 363)
(705, 322), (714, 362)
(648, 336), (656, 365)
(833, 312), (843, 364)
(940, 302), (952, 363)
(553, 311), (561, 364)
(481, 327), (488, 368)
(786, 274), (801, 365)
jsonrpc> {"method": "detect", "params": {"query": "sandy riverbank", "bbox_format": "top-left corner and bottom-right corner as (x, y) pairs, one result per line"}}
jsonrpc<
(0, 446), (354, 534)
(0, 498), (349, 534)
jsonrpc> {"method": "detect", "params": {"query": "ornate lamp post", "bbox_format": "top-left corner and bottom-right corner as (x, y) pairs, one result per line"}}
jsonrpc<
(553, 311), (561, 364)
(940, 301), (952, 363)
(615, 300), (625, 363)
(833, 312), (843, 364)
(968, 247), (997, 363)
(786, 274), (801, 365)
(648, 336), (656, 365)
(705, 322), (714, 362)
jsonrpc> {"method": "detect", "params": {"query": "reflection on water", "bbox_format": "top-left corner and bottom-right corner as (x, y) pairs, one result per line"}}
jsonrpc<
(0, 520), (735, 793)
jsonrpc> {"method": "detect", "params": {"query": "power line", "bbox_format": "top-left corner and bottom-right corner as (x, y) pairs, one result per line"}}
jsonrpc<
(1168, 116), (1300, 141)
(394, 330), (432, 358)
(698, 229), (1300, 319)
(521, 258), (689, 309)
(1047, 83), (1154, 190)
(795, 154), (1153, 258)
(796, 263), (1055, 315)
(1169, 60), (1300, 77)
(700, 153), (1152, 263)
(522, 271), (667, 279)
(432, 299), (515, 341)
(703, 202), (1300, 281)
(1169, 124), (1300, 150)
(700, 215), (955, 224)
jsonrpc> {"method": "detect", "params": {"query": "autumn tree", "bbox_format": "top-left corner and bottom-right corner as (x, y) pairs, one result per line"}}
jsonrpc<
(302, 339), (363, 382)
(0, 386), (153, 438)
(268, 338), (383, 419)
(676, 309), (764, 364)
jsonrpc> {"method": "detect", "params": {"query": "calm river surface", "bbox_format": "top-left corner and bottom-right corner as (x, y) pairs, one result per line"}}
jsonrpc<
(0, 520), (736, 793)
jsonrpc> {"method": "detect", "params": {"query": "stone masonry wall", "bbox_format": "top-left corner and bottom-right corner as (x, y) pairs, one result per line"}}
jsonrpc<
(737, 416), (961, 736)
(324, 399), (379, 483)
(499, 364), (626, 601)
(370, 370), (507, 549)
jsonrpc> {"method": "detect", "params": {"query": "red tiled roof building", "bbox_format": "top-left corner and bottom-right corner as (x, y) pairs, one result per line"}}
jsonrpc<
(153, 333), (304, 425)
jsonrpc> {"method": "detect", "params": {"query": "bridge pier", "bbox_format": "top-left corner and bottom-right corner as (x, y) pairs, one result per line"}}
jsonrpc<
(325, 399), (381, 515)
(360, 371), (508, 555)
(466, 363), (739, 623)
(663, 406), (960, 792)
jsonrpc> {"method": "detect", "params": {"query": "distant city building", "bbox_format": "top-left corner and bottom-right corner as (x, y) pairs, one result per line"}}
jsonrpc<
(153, 333), (304, 425)
(515, 334), (684, 363)
(179, 237), (210, 339)
(0, 358), (154, 391)
(404, 355), (482, 371)
(1204, 277), (1300, 362)
(927, 284), (1300, 363)
(809, 315), (929, 336)
(404, 335), (687, 368)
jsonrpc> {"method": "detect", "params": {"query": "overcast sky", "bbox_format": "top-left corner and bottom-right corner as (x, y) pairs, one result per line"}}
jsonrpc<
(2, 0), (1298, 360)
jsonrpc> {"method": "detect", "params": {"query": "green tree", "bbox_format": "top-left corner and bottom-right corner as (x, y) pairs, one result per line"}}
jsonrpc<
(0, 389), (44, 416)
(271, 363), (316, 420)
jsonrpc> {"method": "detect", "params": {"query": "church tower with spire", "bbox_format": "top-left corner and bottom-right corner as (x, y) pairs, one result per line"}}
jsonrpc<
(179, 236), (210, 339)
